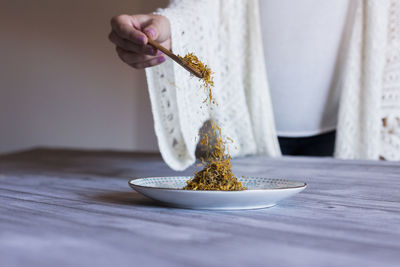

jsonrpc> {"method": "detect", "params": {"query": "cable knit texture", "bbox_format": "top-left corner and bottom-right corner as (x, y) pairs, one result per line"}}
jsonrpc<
(380, 0), (400, 160)
(146, 0), (400, 170)
(335, 0), (400, 161)
(145, 0), (280, 170)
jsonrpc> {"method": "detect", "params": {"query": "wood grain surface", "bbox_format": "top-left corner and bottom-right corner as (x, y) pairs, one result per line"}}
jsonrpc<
(0, 148), (399, 267)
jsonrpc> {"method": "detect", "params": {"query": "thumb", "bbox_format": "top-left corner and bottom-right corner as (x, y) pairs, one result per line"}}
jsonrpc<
(142, 15), (171, 43)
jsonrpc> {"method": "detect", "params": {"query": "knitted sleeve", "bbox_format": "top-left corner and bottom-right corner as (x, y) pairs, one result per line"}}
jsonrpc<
(144, 0), (219, 170)
(380, 0), (400, 160)
(335, 0), (391, 160)
(145, 0), (280, 170)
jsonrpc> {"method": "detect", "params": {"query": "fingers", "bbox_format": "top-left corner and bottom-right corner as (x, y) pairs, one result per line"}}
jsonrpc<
(116, 47), (166, 69)
(108, 31), (157, 55)
(110, 14), (147, 45)
(141, 15), (171, 44)
(110, 14), (170, 45)
(131, 57), (167, 69)
(109, 14), (171, 69)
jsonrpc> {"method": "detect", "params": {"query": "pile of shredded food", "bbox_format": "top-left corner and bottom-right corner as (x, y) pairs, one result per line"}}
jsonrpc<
(180, 53), (246, 191)
(180, 53), (215, 104)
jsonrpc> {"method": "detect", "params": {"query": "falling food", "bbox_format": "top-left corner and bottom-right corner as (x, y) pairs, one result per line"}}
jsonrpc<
(180, 53), (246, 191)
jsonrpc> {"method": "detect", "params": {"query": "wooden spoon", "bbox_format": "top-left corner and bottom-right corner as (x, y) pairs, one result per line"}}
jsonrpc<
(147, 38), (203, 79)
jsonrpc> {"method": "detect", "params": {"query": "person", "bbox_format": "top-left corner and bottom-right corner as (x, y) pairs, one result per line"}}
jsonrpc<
(109, 0), (400, 171)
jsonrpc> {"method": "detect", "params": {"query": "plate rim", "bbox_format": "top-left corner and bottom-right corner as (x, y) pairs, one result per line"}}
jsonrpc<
(129, 176), (307, 192)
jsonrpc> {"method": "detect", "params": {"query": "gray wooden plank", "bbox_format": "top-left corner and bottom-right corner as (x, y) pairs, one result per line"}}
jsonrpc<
(0, 148), (399, 267)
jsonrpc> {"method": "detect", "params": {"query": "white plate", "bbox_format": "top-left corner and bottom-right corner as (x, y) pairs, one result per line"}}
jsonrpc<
(129, 176), (306, 210)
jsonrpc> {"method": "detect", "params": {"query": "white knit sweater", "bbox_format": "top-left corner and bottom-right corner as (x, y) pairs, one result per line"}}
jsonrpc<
(145, 0), (400, 170)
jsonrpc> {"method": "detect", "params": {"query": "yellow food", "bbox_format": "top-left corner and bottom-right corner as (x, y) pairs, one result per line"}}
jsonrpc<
(180, 53), (246, 191)
(180, 53), (215, 104)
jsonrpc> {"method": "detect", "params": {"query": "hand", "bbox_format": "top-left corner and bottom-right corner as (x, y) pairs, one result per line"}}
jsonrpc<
(109, 14), (171, 69)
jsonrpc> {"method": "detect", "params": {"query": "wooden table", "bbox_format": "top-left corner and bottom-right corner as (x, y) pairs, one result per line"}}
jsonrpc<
(1, 149), (399, 267)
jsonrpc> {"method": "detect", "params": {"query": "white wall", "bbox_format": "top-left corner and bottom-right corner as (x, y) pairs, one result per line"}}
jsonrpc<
(0, 0), (168, 154)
